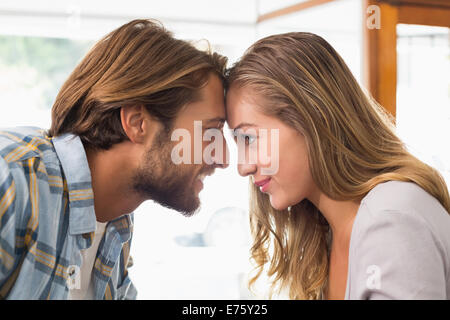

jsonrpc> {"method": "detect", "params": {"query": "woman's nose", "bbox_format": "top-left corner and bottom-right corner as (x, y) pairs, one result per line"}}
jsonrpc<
(237, 162), (257, 177)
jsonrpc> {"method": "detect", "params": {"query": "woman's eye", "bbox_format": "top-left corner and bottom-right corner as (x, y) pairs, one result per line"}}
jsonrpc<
(231, 130), (257, 145)
(243, 134), (256, 145)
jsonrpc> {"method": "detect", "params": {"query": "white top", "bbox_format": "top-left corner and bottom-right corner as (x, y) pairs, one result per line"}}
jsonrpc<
(68, 221), (107, 300)
(345, 180), (450, 299)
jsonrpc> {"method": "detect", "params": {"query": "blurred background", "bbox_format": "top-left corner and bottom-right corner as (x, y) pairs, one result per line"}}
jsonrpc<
(0, 0), (449, 299)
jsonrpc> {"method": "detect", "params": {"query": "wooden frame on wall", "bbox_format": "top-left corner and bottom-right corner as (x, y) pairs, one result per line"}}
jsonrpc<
(363, 0), (450, 119)
(258, 0), (450, 120)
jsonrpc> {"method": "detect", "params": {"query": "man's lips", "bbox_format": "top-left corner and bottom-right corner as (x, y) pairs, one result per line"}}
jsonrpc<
(195, 168), (215, 192)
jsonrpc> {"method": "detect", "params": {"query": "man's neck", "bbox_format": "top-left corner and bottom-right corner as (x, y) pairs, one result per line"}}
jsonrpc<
(84, 143), (144, 222)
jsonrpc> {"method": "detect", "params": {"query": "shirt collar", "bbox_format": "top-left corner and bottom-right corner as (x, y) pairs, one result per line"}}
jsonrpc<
(52, 133), (96, 236)
(110, 214), (134, 244)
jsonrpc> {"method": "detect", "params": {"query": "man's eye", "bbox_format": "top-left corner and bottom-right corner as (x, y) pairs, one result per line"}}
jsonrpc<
(205, 126), (224, 131)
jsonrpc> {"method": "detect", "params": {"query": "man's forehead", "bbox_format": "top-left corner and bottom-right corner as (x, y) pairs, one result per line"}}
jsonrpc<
(173, 100), (225, 126)
(174, 75), (225, 123)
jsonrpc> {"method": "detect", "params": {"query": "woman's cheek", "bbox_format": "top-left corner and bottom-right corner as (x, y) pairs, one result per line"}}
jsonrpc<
(259, 132), (280, 175)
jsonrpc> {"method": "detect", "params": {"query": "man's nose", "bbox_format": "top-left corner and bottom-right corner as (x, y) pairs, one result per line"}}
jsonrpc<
(210, 135), (229, 169)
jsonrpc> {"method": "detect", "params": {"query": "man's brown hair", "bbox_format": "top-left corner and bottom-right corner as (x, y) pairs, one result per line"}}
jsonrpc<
(48, 19), (227, 150)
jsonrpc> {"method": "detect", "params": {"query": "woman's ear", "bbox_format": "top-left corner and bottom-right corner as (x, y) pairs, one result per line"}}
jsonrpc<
(120, 105), (148, 144)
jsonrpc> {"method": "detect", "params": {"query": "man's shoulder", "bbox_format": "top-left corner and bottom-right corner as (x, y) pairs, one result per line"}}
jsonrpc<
(0, 126), (54, 164)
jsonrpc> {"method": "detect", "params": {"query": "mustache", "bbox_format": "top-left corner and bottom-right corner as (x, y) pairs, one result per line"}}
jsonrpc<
(198, 165), (219, 177)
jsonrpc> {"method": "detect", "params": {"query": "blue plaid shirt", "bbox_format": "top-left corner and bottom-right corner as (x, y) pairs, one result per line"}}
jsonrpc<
(0, 126), (136, 299)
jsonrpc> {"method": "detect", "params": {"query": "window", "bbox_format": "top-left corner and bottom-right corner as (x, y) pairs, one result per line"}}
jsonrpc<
(396, 24), (450, 186)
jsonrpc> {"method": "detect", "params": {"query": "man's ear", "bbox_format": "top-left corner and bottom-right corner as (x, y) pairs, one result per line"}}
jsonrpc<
(120, 105), (152, 144)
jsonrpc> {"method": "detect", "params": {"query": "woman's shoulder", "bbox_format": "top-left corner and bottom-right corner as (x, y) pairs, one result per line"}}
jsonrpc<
(351, 180), (450, 259)
(347, 180), (450, 299)
(362, 180), (445, 213)
(358, 180), (450, 230)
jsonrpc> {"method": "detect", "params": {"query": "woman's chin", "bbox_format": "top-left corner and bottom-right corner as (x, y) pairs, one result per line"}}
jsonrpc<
(268, 195), (289, 211)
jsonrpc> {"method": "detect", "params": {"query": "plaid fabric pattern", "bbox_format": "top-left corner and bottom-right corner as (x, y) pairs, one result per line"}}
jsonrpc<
(0, 126), (136, 299)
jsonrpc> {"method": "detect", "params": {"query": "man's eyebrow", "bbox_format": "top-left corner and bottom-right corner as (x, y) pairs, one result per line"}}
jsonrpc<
(231, 122), (257, 131)
(203, 117), (226, 124)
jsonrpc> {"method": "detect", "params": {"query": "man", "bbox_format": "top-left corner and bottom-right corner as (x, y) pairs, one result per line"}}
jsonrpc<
(0, 19), (228, 299)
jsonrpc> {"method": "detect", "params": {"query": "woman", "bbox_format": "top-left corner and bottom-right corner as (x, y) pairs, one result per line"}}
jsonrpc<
(225, 32), (450, 300)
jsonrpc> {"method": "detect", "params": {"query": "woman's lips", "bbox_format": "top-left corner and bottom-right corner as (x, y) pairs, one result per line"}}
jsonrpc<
(255, 178), (271, 192)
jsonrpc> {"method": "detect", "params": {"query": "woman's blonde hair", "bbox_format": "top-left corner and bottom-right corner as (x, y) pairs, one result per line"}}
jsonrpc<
(226, 32), (450, 299)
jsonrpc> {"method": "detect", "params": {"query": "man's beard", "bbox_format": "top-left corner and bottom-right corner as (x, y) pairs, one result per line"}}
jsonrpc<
(131, 134), (213, 217)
